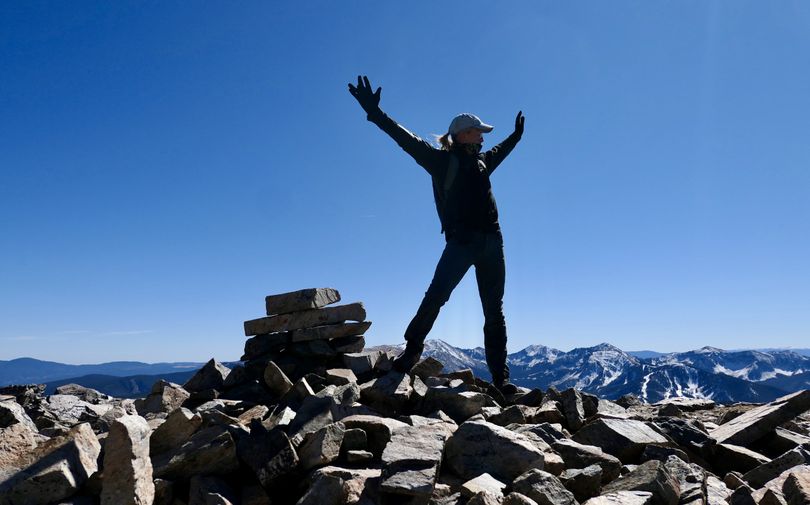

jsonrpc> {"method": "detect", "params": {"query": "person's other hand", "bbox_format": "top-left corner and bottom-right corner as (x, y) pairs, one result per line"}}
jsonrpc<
(348, 75), (382, 114)
(514, 110), (525, 137)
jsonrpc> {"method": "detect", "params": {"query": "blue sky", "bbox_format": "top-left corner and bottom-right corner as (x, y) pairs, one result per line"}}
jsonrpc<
(1, 2), (809, 363)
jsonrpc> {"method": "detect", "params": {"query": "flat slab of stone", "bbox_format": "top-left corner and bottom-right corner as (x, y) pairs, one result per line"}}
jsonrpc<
(341, 415), (409, 459)
(601, 460), (680, 505)
(552, 438), (622, 484)
(710, 390), (810, 446)
(290, 321), (371, 343)
(783, 466), (810, 505)
(583, 491), (654, 504)
(461, 473), (507, 498)
(152, 426), (239, 479)
(360, 372), (412, 416)
(512, 469), (578, 505)
(244, 302), (366, 336)
(742, 445), (810, 489)
(654, 398), (716, 412)
(572, 418), (670, 463)
(101, 415), (154, 505)
(265, 287), (341, 315)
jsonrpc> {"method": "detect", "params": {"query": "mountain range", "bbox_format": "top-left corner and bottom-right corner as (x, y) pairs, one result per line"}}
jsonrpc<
(2, 342), (809, 403)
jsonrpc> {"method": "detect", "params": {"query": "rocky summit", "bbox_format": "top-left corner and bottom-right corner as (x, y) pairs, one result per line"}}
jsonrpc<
(1, 287), (810, 505)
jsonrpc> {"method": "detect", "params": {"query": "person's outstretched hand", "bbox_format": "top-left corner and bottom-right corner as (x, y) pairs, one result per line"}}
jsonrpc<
(514, 110), (525, 137)
(348, 75), (382, 114)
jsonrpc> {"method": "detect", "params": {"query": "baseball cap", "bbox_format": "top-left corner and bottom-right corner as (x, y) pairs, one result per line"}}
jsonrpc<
(448, 113), (494, 136)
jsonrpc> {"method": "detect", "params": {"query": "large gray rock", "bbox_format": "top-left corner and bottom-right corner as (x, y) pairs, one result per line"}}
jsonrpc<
(189, 475), (236, 505)
(152, 426), (239, 479)
(43, 394), (109, 426)
(573, 418), (670, 463)
(445, 419), (545, 482)
(0, 422), (100, 505)
(0, 423), (40, 480)
(53, 384), (111, 404)
(560, 388), (586, 432)
(290, 321), (371, 343)
(560, 464), (603, 502)
(236, 428), (298, 489)
(663, 455), (705, 504)
(783, 466), (810, 505)
(298, 466), (381, 505)
(263, 361), (294, 397)
(583, 491), (654, 504)
(244, 302), (366, 335)
(380, 423), (453, 500)
(512, 469), (578, 505)
(705, 475), (732, 504)
(710, 390), (810, 446)
(265, 287), (341, 315)
(341, 415), (409, 459)
(359, 372), (412, 416)
(461, 473), (507, 499)
(424, 387), (488, 423)
(601, 460), (680, 505)
(743, 445), (810, 489)
(101, 415), (154, 505)
(183, 359), (231, 392)
(552, 438), (623, 484)
(713, 443), (771, 474)
(150, 407), (202, 456)
(411, 357), (444, 380)
(0, 398), (37, 432)
(135, 381), (190, 416)
(298, 422), (345, 471)
(342, 350), (384, 377)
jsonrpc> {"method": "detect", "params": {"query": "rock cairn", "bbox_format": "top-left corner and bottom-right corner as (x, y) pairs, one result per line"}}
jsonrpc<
(1, 287), (810, 505)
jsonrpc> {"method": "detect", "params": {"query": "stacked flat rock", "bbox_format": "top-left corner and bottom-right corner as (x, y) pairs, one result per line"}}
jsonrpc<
(241, 288), (376, 384)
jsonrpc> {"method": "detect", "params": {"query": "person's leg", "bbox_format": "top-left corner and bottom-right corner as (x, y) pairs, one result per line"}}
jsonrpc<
(394, 239), (475, 371)
(474, 231), (510, 386)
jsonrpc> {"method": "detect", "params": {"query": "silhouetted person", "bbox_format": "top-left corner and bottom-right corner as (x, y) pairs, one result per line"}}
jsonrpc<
(348, 75), (524, 394)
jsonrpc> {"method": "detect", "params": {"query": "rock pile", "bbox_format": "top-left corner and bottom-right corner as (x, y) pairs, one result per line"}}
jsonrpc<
(1, 287), (810, 504)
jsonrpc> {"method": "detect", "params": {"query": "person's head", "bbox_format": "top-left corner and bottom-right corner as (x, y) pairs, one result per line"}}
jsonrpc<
(437, 113), (494, 150)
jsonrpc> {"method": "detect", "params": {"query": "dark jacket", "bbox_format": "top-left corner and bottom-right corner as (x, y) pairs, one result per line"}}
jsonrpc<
(367, 108), (522, 240)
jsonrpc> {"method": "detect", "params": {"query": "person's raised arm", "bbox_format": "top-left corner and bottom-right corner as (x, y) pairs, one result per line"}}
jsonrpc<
(348, 75), (442, 175)
(484, 111), (525, 176)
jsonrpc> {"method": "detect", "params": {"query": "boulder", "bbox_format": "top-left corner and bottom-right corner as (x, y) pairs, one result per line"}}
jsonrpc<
(411, 357), (444, 380)
(135, 381), (190, 416)
(713, 443), (770, 474)
(709, 390), (810, 446)
(189, 474), (237, 505)
(0, 398), (37, 432)
(289, 321), (371, 343)
(466, 491), (504, 505)
(512, 468), (578, 505)
(298, 422), (345, 471)
(423, 387), (487, 423)
(53, 384), (111, 404)
(552, 438), (623, 484)
(743, 446), (810, 489)
(783, 466), (810, 505)
(662, 455), (705, 505)
(152, 426), (239, 479)
(184, 359), (231, 393)
(359, 372), (412, 416)
(444, 419), (545, 482)
(573, 418), (670, 463)
(583, 491), (654, 504)
(341, 415), (409, 459)
(560, 464), (603, 502)
(236, 428), (298, 490)
(325, 368), (357, 386)
(560, 388), (586, 431)
(342, 350), (383, 378)
(461, 473), (507, 498)
(379, 423), (453, 500)
(601, 460), (680, 505)
(244, 302), (366, 335)
(101, 415), (154, 505)
(262, 361), (294, 397)
(264, 287), (341, 315)
(0, 422), (100, 505)
(150, 407), (202, 455)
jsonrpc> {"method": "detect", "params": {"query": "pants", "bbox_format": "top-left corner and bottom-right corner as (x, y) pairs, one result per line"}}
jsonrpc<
(403, 229), (509, 383)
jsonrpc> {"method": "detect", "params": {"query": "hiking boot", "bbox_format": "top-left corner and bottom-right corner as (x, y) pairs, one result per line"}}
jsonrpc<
(392, 343), (424, 373)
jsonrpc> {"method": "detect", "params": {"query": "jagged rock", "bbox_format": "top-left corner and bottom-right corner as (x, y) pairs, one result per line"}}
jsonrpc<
(340, 427), (367, 452)
(298, 422), (345, 471)
(601, 459), (680, 505)
(189, 474), (237, 505)
(423, 386), (487, 423)
(516, 422), (567, 444)
(597, 399), (629, 417)
(639, 444), (689, 464)
(725, 471), (747, 489)
(561, 388), (586, 431)
(101, 415), (154, 505)
(153, 478), (174, 505)
(783, 466), (810, 505)
(347, 449), (373, 463)
(0, 422), (40, 478)
(44, 394), (110, 426)
(663, 455), (705, 504)
(53, 384), (111, 404)
(325, 368), (357, 386)
(713, 443), (770, 474)
(653, 417), (715, 462)
(240, 430), (299, 491)
(503, 492), (541, 505)
(222, 364), (250, 389)
(583, 491), (654, 504)
(467, 490), (503, 505)
(552, 438), (623, 483)
(359, 372), (412, 416)
(184, 359), (231, 393)
(262, 361), (293, 397)
(445, 419), (545, 482)
(728, 484), (757, 505)
(411, 357), (444, 380)
(379, 423), (453, 500)
(135, 381), (190, 416)
(245, 302), (366, 335)
(265, 287), (341, 315)
(532, 401), (566, 425)
(290, 321), (371, 343)
(753, 428), (810, 459)
(340, 415), (409, 459)
(0, 397), (38, 432)
(150, 407), (202, 455)
(657, 404), (683, 417)
(706, 475), (732, 503)
(298, 466), (381, 505)
(287, 395), (334, 439)
(330, 335), (366, 353)
(342, 350), (383, 377)
(581, 392), (599, 417)
(461, 473), (507, 498)
(760, 489), (789, 505)
(616, 394), (642, 408)
(512, 468), (578, 505)
(242, 333), (287, 361)
(153, 426), (239, 479)
(573, 418), (670, 463)
(560, 464), (602, 502)
(710, 390), (810, 446)
(743, 445), (810, 488)
(515, 389), (545, 408)
(0, 422), (100, 505)
(489, 405), (534, 426)
(237, 405), (269, 425)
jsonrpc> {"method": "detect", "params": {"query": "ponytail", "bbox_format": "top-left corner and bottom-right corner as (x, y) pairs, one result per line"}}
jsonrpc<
(433, 132), (453, 151)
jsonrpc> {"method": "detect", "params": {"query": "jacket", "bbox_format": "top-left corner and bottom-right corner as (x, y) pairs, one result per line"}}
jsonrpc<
(366, 108), (522, 240)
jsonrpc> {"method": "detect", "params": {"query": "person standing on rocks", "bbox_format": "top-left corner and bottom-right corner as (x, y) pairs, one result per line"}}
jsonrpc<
(348, 75), (525, 394)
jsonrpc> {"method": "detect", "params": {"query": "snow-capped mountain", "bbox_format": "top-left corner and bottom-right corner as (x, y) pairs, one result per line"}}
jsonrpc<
(414, 339), (805, 404)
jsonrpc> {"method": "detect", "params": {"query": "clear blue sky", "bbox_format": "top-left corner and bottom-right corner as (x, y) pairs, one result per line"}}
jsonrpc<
(2, 2), (809, 364)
